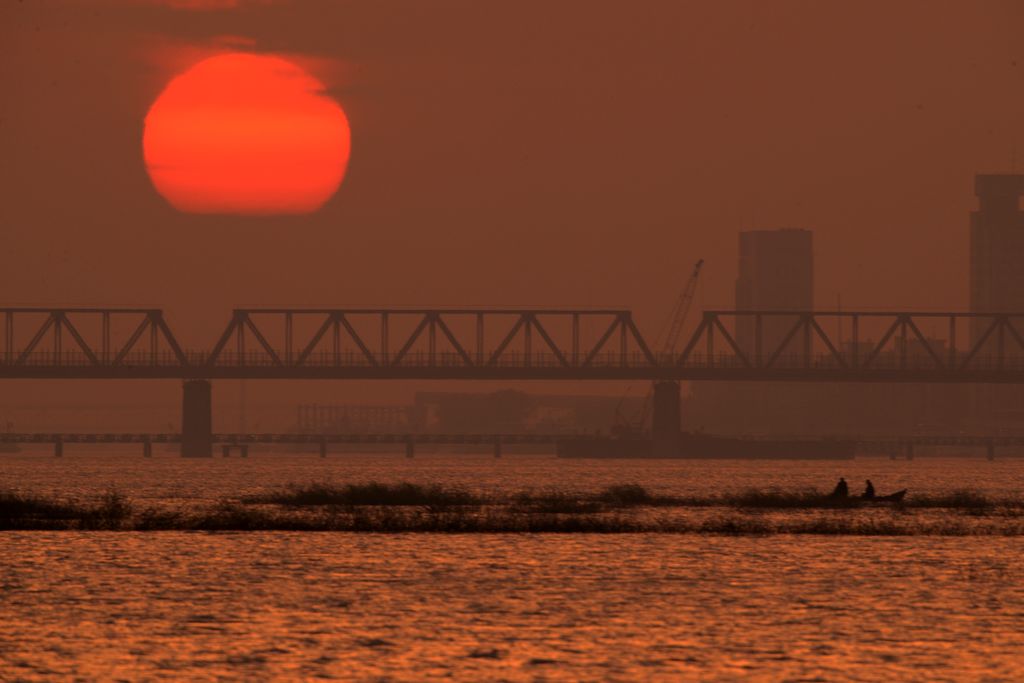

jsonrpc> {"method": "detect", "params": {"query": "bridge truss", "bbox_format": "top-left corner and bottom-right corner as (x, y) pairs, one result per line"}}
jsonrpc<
(1, 307), (1024, 382)
(682, 310), (1024, 381)
(0, 308), (186, 370)
(207, 308), (655, 371)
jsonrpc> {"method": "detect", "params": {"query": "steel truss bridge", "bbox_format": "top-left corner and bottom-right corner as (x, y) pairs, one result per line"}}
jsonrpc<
(2, 307), (1024, 382)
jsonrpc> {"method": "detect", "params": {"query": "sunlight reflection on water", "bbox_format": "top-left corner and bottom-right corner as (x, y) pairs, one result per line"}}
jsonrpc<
(2, 454), (1023, 680)
(1, 534), (1022, 680)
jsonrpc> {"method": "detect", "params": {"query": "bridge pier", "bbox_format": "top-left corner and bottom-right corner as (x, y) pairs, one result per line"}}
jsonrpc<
(493, 440), (502, 459)
(987, 442), (995, 461)
(652, 381), (681, 458)
(143, 439), (152, 458)
(181, 379), (213, 458)
(54, 438), (63, 458)
(319, 439), (327, 458)
(405, 440), (415, 459)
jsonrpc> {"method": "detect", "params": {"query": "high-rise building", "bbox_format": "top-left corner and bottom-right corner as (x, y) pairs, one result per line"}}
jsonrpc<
(734, 228), (813, 358)
(687, 225), (968, 437)
(686, 229), (816, 435)
(970, 174), (1024, 329)
(969, 174), (1024, 425)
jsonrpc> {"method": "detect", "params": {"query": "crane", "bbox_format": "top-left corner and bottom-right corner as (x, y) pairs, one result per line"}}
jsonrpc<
(612, 259), (704, 435)
(657, 258), (704, 357)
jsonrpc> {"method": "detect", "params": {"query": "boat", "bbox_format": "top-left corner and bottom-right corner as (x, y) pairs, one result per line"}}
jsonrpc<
(556, 432), (856, 460)
(820, 489), (909, 505)
(860, 489), (907, 503)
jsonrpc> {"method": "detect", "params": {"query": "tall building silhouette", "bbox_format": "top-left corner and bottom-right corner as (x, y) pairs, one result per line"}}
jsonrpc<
(735, 229), (813, 357)
(969, 174), (1024, 425)
(970, 175), (1024, 329)
(686, 225), (968, 437)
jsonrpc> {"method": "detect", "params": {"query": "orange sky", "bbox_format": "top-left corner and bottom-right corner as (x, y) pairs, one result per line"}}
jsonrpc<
(1, 0), (1022, 420)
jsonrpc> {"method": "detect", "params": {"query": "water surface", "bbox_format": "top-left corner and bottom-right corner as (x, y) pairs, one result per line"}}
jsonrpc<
(2, 534), (1022, 681)
(2, 453), (1022, 680)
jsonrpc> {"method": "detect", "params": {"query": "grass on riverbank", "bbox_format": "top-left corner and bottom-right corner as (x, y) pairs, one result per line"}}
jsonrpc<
(239, 482), (1024, 511)
(3, 484), (1024, 533)
(241, 482), (480, 507)
(0, 491), (133, 530)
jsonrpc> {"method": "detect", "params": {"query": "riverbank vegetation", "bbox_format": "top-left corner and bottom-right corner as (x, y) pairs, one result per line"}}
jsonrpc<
(3, 484), (1023, 533)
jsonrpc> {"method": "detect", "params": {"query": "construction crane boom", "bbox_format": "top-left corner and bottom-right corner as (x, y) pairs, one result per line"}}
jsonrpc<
(659, 258), (704, 356)
(613, 258), (704, 435)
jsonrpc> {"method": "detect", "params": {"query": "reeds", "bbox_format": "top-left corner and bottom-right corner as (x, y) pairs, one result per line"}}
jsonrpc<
(904, 490), (1006, 510)
(670, 488), (1024, 511)
(730, 488), (849, 508)
(0, 490), (133, 530)
(3, 484), (1023, 534)
(241, 482), (481, 507)
(597, 484), (656, 506)
(511, 484), (661, 513)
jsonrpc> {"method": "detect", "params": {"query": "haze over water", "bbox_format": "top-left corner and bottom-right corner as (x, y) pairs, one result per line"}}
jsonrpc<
(3, 453), (1024, 680)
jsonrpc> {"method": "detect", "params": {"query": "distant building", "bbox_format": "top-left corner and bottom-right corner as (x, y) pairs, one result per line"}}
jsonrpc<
(690, 228), (817, 434)
(290, 392), (648, 436)
(686, 226), (969, 437)
(970, 174), (1024, 339)
(411, 390), (645, 434)
(735, 229), (813, 358)
(295, 404), (412, 433)
(969, 174), (1024, 427)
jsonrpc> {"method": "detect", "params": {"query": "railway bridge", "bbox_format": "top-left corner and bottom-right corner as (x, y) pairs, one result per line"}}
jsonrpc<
(3, 307), (1024, 455)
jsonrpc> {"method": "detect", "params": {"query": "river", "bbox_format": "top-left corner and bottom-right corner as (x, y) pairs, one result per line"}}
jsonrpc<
(2, 452), (1022, 680)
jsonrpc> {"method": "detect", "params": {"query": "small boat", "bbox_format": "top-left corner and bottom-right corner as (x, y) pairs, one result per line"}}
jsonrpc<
(862, 489), (907, 503)
(827, 489), (908, 504)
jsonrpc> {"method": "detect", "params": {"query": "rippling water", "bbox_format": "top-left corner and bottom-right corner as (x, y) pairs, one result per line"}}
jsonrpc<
(2, 453), (1023, 680)
(3, 534), (1023, 680)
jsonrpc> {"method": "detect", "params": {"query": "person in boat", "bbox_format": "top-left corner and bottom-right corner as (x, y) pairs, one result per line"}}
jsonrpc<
(862, 480), (875, 500)
(830, 477), (849, 498)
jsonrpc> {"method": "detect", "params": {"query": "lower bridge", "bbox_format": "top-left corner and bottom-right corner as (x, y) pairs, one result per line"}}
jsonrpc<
(850, 435), (1024, 459)
(3, 432), (1023, 459)
(0, 432), (565, 458)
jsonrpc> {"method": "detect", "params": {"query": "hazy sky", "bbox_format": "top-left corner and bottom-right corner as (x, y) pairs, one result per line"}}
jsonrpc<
(1, 0), (1022, 418)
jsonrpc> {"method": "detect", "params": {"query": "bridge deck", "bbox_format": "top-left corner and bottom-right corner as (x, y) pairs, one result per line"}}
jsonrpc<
(2, 433), (1023, 448)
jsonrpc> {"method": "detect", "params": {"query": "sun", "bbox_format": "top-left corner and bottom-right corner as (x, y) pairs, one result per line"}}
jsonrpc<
(143, 53), (351, 215)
